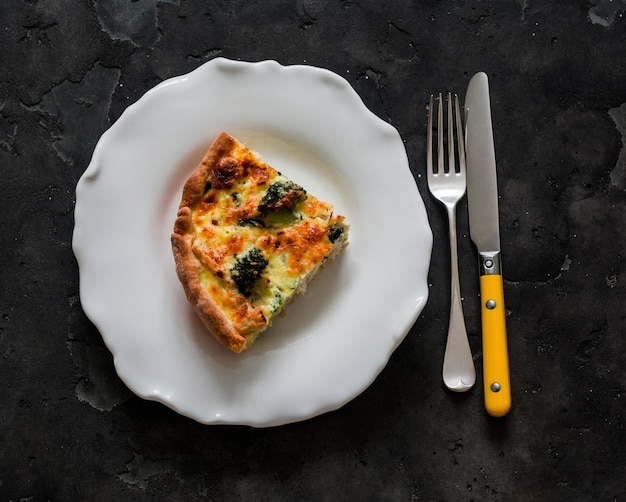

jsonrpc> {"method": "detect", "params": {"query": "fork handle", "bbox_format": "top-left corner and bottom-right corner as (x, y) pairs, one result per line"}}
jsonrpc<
(442, 207), (476, 392)
(479, 272), (511, 417)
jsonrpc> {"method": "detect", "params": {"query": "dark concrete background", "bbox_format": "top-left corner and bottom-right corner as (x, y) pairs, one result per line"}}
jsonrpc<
(1, 0), (625, 500)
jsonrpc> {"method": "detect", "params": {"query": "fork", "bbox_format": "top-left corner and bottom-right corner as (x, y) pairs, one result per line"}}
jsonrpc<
(427, 93), (476, 392)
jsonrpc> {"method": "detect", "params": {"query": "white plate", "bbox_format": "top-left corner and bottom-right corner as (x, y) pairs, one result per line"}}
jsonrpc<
(73, 58), (432, 427)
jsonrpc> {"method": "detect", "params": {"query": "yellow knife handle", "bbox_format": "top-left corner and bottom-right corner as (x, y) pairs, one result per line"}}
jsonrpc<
(479, 273), (511, 417)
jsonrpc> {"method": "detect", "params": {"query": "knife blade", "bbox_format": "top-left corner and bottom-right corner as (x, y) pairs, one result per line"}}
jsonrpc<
(464, 72), (511, 417)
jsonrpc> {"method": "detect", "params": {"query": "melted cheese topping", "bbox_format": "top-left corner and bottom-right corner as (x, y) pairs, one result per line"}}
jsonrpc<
(189, 141), (347, 338)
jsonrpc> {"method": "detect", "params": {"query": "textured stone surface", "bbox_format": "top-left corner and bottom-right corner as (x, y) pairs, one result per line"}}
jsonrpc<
(1, 1), (625, 500)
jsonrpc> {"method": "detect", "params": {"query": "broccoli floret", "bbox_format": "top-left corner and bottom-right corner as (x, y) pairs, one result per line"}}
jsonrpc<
(271, 290), (285, 314)
(328, 224), (345, 243)
(237, 217), (266, 227)
(230, 247), (268, 297)
(259, 181), (306, 213)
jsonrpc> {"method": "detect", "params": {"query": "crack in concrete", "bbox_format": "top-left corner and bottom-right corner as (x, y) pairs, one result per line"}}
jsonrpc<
(355, 67), (390, 123)
(68, 339), (133, 412)
(608, 102), (626, 190)
(385, 21), (419, 62)
(117, 453), (180, 490)
(588, 0), (626, 26)
(66, 296), (133, 412)
(17, 21), (59, 47)
(517, 0), (529, 21)
(504, 251), (574, 286)
(28, 63), (120, 168)
(186, 47), (223, 63)
(94, 0), (180, 47)
(296, 0), (320, 30)
(0, 107), (19, 157)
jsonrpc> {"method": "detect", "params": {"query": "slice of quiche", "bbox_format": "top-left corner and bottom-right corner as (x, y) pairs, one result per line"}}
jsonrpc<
(171, 132), (349, 353)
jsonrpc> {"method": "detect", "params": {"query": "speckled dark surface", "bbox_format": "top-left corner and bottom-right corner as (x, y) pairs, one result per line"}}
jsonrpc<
(2, 1), (626, 500)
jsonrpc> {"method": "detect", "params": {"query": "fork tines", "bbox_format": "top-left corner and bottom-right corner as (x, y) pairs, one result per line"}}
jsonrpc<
(425, 91), (475, 392)
(427, 93), (466, 176)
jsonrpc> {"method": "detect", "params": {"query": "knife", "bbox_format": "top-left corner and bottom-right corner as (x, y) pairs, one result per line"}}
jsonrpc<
(464, 72), (511, 417)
